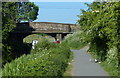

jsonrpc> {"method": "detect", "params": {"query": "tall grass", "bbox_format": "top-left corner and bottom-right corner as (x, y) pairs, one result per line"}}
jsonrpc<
(0, 69), (2, 78)
(23, 34), (54, 43)
(62, 31), (87, 49)
(63, 30), (119, 76)
(63, 51), (74, 76)
(101, 47), (118, 76)
(2, 38), (72, 76)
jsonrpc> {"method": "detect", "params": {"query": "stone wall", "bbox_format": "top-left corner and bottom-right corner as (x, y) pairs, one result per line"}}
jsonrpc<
(70, 24), (80, 32)
(15, 22), (80, 33)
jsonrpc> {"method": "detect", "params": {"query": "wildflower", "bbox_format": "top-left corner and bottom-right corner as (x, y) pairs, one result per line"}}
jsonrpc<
(72, 60), (74, 62)
(68, 63), (71, 65)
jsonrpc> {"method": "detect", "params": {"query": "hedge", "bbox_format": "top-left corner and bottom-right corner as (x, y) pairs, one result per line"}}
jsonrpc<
(2, 40), (71, 77)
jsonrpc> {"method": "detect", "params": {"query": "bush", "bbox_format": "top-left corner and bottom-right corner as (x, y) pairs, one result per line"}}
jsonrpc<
(62, 31), (87, 49)
(31, 38), (57, 54)
(2, 44), (12, 65)
(77, 2), (119, 76)
(106, 47), (118, 68)
(2, 41), (71, 76)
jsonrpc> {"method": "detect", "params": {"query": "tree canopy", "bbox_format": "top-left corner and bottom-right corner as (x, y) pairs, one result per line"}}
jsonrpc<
(2, 2), (39, 65)
(78, 1), (119, 66)
(2, 2), (39, 41)
(16, 2), (39, 23)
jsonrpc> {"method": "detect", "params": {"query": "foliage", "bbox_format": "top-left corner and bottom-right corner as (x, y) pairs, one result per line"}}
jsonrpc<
(16, 2), (39, 23)
(2, 2), (17, 42)
(101, 61), (118, 76)
(106, 47), (118, 67)
(63, 48), (74, 76)
(2, 41), (71, 76)
(62, 31), (87, 49)
(2, 2), (39, 43)
(2, 2), (39, 65)
(2, 2), (17, 65)
(23, 34), (54, 43)
(31, 38), (57, 54)
(2, 44), (12, 65)
(78, 2), (120, 76)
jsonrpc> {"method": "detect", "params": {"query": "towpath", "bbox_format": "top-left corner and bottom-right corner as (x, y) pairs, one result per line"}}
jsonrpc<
(71, 46), (109, 76)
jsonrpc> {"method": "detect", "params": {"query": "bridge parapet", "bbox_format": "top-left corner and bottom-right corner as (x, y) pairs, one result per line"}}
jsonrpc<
(13, 22), (80, 33)
(9, 22), (80, 43)
(29, 22), (70, 33)
(70, 24), (80, 32)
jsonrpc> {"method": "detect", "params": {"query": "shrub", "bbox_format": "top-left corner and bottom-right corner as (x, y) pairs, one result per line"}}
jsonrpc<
(106, 47), (118, 67)
(78, 2), (120, 76)
(2, 41), (71, 76)
(2, 44), (12, 65)
(62, 31), (87, 49)
(31, 38), (57, 54)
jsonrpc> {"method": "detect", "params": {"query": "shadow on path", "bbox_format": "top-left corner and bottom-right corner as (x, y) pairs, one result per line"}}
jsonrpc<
(71, 46), (109, 76)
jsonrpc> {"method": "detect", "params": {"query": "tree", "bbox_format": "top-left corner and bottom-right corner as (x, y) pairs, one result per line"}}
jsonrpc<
(78, 1), (119, 62)
(2, 2), (18, 65)
(16, 2), (39, 23)
(2, 2), (17, 42)
(2, 2), (39, 65)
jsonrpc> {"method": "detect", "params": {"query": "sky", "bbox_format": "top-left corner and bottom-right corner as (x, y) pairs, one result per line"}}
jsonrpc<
(30, 0), (94, 2)
(30, 2), (92, 24)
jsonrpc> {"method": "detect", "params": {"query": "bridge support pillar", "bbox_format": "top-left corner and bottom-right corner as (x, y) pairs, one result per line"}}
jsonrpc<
(56, 34), (62, 41)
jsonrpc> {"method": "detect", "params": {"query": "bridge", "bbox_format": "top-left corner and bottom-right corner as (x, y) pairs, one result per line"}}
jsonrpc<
(9, 22), (80, 43)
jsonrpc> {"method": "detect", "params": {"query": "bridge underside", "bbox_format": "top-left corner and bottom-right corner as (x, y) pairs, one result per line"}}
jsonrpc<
(9, 32), (71, 43)
(9, 22), (78, 44)
(7, 22), (79, 57)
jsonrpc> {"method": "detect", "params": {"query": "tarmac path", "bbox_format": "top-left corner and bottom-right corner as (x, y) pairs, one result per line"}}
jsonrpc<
(71, 46), (109, 76)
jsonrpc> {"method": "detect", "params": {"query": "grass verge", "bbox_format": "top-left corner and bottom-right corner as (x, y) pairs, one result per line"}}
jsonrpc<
(87, 51), (118, 76)
(2, 38), (72, 76)
(63, 51), (74, 76)
(0, 69), (2, 77)
(100, 61), (118, 76)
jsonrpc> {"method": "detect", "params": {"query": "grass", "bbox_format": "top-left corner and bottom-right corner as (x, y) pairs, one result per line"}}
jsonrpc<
(63, 44), (88, 77)
(64, 30), (118, 76)
(63, 63), (73, 76)
(3, 34), (72, 76)
(62, 31), (88, 50)
(23, 34), (55, 43)
(0, 69), (2, 77)
(70, 43), (88, 50)
(87, 51), (118, 76)
(24, 34), (76, 76)
(100, 61), (118, 76)
(2, 40), (72, 76)
(63, 47), (74, 76)
(62, 31), (88, 76)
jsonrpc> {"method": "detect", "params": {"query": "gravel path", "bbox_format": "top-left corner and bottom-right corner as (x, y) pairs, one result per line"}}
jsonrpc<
(71, 46), (109, 76)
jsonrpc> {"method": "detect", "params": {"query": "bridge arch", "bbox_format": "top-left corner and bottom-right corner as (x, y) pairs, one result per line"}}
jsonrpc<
(9, 22), (80, 43)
